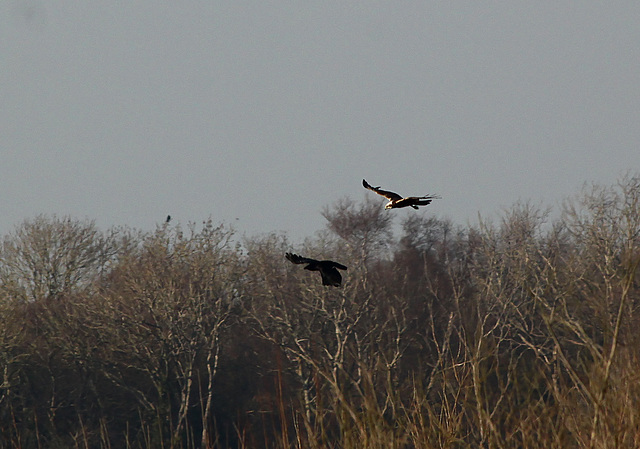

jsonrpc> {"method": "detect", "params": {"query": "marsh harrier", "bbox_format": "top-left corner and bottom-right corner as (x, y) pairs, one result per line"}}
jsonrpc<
(285, 252), (347, 287)
(362, 179), (440, 210)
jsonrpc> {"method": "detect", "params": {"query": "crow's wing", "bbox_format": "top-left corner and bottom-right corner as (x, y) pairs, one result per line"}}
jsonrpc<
(319, 267), (343, 286)
(362, 179), (403, 202)
(325, 261), (347, 271)
(285, 252), (318, 265)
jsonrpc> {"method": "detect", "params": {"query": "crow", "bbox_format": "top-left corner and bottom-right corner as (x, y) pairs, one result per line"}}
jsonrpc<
(285, 252), (347, 287)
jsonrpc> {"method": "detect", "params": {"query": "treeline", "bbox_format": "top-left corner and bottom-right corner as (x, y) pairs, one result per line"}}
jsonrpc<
(1, 175), (639, 449)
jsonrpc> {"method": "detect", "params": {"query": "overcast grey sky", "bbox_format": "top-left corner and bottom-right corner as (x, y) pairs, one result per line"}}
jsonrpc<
(2, 2), (639, 242)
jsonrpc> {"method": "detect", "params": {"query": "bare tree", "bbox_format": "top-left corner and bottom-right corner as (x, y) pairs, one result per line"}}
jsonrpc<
(246, 199), (413, 447)
(97, 220), (240, 448)
(552, 175), (640, 448)
(0, 215), (118, 302)
(321, 196), (394, 267)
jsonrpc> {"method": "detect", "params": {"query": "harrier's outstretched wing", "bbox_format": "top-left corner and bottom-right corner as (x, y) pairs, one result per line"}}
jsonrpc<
(395, 195), (441, 209)
(362, 179), (403, 202)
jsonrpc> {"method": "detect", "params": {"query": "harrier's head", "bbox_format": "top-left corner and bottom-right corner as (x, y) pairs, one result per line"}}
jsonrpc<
(384, 203), (393, 209)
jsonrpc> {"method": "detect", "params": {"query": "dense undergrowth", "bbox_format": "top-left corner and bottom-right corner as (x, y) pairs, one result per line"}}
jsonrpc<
(1, 174), (639, 448)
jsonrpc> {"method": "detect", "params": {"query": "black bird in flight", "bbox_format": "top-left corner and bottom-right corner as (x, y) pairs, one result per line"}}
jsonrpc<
(362, 179), (440, 210)
(285, 252), (348, 287)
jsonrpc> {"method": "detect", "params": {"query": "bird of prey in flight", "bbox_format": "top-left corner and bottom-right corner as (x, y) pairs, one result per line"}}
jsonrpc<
(285, 252), (348, 287)
(362, 179), (440, 210)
